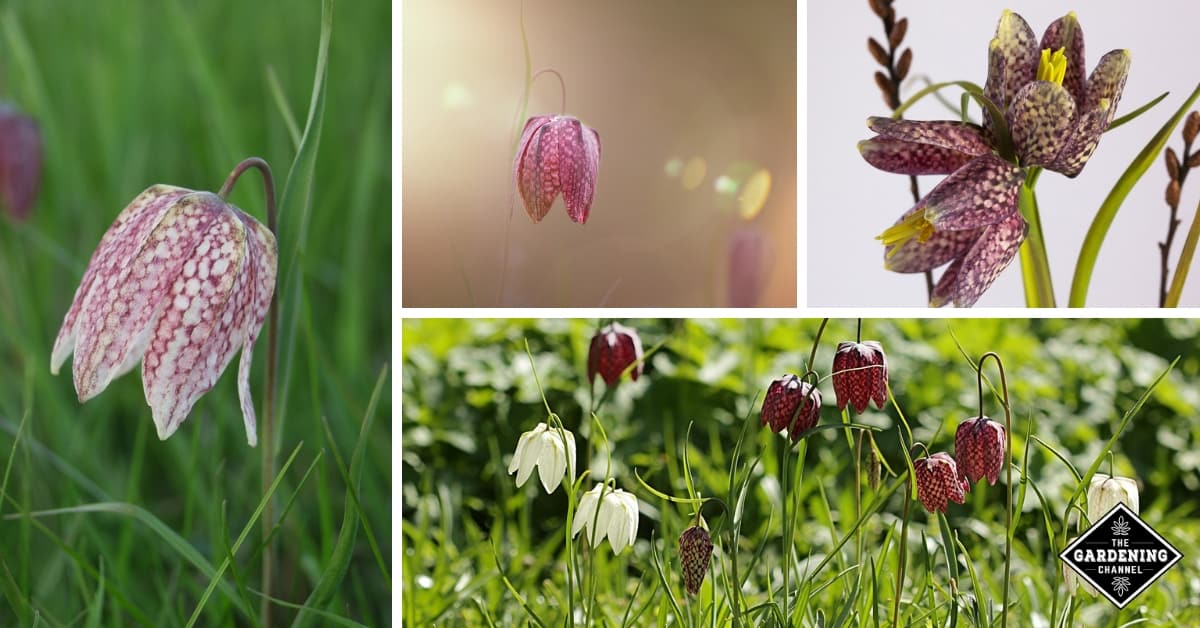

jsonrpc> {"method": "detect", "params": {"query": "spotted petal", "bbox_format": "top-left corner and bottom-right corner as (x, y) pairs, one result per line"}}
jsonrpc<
(234, 212), (277, 446)
(1008, 81), (1076, 167)
(867, 118), (992, 155)
(984, 10), (1039, 136)
(560, 119), (601, 224)
(514, 115), (557, 223)
(931, 210), (1027, 307)
(1050, 49), (1131, 177)
(860, 118), (991, 176)
(1039, 13), (1087, 106)
(922, 154), (1024, 231)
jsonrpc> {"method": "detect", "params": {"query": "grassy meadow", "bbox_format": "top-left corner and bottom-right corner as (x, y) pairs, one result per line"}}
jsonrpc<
(0, 0), (391, 625)
(402, 318), (1200, 626)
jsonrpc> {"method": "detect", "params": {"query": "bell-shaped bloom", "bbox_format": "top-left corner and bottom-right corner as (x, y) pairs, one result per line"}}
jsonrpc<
(954, 416), (1006, 485)
(588, 322), (644, 386)
(1063, 536), (1098, 597)
(0, 103), (42, 220)
(1087, 473), (1138, 522)
(51, 183), (277, 446)
(572, 483), (640, 555)
(678, 525), (714, 596)
(513, 114), (601, 224)
(760, 374), (821, 442)
(913, 452), (969, 514)
(831, 340), (888, 413)
(727, 228), (768, 307)
(507, 422), (576, 494)
(861, 11), (1129, 307)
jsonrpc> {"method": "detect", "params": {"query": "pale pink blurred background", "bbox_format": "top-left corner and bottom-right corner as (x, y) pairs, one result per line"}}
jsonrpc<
(403, 1), (796, 307)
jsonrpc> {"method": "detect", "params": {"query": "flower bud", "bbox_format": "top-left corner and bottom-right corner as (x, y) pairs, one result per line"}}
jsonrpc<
(913, 452), (968, 514)
(1184, 110), (1200, 145)
(760, 374), (821, 441)
(678, 525), (714, 596)
(1165, 147), (1181, 180)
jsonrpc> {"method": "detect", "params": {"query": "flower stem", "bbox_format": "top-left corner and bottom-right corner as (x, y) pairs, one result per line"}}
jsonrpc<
(218, 157), (279, 627)
(1165, 193), (1200, 306)
(891, 475), (911, 628)
(1017, 170), (1056, 307)
(976, 352), (1013, 628)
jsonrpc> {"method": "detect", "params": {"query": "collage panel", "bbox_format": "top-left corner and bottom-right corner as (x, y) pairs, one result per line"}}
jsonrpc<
(809, 1), (1200, 307)
(402, 1), (796, 308)
(401, 317), (1200, 624)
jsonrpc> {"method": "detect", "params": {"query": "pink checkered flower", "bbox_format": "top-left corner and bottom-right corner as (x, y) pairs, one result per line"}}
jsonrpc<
(831, 341), (888, 413)
(51, 162), (278, 446)
(760, 374), (822, 442)
(514, 114), (601, 224)
(913, 452), (969, 514)
(678, 525), (713, 596)
(955, 416), (1006, 485)
(0, 103), (41, 220)
(588, 323), (644, 386)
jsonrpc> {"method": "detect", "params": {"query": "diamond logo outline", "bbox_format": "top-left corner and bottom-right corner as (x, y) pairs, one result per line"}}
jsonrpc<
(1059, 502), (1183, 609)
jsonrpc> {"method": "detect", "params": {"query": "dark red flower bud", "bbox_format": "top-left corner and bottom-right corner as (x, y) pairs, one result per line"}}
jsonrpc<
(760, 374), (821, 441)
(0, 103), (42, 220)
(954, 416), (1006, 485)
(513, 114), (601, 224)
(678, 525), (713, 596)
(587, 323), (643, 386)
(831, 341), (888, 413)
(913, 452), (968, 513)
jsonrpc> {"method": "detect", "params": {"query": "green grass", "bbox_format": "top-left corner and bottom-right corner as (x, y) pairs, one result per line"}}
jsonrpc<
(0, 0), (391, 624)
(402, 319), (1200, 626)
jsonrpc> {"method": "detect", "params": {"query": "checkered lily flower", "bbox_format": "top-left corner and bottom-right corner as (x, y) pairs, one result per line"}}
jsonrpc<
(760, 374), (821, 442)
(955, 416), (1006, 485)
(514, 114), (601, 224)
(588, 322), (644, 386)
(1087, 473), (1139, 521)
(862, 11), (1130, 307)
(678, 525), (714, 596)
(51, 167), (277, 446)
(0, 103), (41, 220)
(572, 484), (640, 555)
(832, 341), (888, 413)
(507, 422), (576, 494)
(913, 452), (969, 514)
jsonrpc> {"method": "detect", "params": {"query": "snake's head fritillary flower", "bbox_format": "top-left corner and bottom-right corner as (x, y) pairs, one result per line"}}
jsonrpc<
(507, 422), (576, 494)
(0, 103), (42, 220)
(514, 114), (601, 224)
(760, 374), (821, 442)
(832, 341), (888, 413)
(954, 416), (1006, 485)
(727, 228), (768, 308)
(1087, 473), (1139, 522)
(51, 168), (278, 446)
(571, 483), (640, 555)
(587, 322), (644, 386)
(678, 525), (714, 596)
(861, 11), (1128, 306)
(913, 452), (969, 514)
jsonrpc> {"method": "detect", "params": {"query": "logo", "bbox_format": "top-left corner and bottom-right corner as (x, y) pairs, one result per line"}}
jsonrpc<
(1060, 503), (1182, 608)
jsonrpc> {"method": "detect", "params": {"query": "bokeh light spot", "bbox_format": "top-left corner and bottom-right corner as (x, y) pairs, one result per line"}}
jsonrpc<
(442, 81), (474, 109)
(738, 169), (771, 219)
(665, 158), (683, 177)
(714, 175), (738, 196)
(681, 157), (707, 190)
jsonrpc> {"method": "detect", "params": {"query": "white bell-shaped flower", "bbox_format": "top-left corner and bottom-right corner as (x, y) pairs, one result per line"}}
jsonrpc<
(1087, 473), (1139, 522)
(507, 423), (576, 494)
(571, 483), (640, 555)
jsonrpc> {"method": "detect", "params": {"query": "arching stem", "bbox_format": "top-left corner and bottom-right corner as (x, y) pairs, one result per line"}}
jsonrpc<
(531, 68), (567, 115)
(976, 352), (1012, 628)
(219, 157), (279, 624)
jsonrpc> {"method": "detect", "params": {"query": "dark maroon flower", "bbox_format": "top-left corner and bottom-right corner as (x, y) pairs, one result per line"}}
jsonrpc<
(727, 228), (768, 307)
(760, 374), (822, 441)
(831, 341), (888, 413)
(513, 114), (601, 224)
(954, 416), (1006, 485)
(587, 323), (643, 386)
(0, 103), (42, 220)
(678, 525), (713, 596)
(913, 452), (969, 514)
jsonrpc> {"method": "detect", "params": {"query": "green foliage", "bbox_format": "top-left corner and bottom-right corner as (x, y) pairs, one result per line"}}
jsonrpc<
(0, 0), (390, 624)
(403, 318), (1200, 625)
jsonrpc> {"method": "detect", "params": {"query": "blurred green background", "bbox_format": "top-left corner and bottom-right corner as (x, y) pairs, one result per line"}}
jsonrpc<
(0, 0), (390, 625)
(402, 318), (1200, 625)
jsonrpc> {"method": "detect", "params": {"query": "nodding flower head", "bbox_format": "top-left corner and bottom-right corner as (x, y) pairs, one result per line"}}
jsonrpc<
(760, 374), (822, 442)
(913, 452), (969, 513)
(513, 114), (601, 224)
(678, 525), (714, 596)
(51, 161), (278, 446)
(954, 416), (1006, 485)
(831, 341), (888, 413)
(587, 322), (644, 386)
(0, 103), (42, 220)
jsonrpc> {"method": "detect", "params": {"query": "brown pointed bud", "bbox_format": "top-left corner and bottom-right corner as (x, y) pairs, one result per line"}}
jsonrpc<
(954, 416), (1006, 485)
(875, 72), (895, 108)
(889, 18), (908, 49)
(760, 374), (821, 442)
(678, 526), (713, 596)
(896, 49), (913, 82)
(868, 0), (888, 18)
(0, 103), (42, 220)
(912, 452), (969, 514)
(1184, 111), (1200, 145)
(832, 341), (888, 413)
(1188, 151), (1200, 169)
(868, 38), (889, 66)
(868, 446), (881, 490)
(1166, 147), (1181, 180)
(1167, 179), (1182, 208)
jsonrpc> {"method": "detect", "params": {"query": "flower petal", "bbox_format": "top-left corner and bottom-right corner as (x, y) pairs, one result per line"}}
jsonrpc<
(141, 205), (249, 440)
(560, 120), (601, 224)
(51, 185), (192, 375)
(984, 10), (1039, 135)
(70, 192), (224, 402)
(867, 117), (991, 156)
(1039, 12), (1087, 106)
(884, 204), (982, 273)
(932, 210), (1027, 307)
(859, 138), (978, 176)
(1051, 49), (1131, 177)
(1008, 81), (1076, 167)
(508, 426), (538, 475)
(514, 115), (556, 223)
(233, 211), (277, 446)
(572, 485), (602, 539)
(924, 154), (1024, 231)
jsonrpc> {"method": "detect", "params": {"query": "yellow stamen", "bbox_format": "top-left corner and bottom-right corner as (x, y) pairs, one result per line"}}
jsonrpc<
(877, 210), (935, 258)
(1037, 47), (1068, 86)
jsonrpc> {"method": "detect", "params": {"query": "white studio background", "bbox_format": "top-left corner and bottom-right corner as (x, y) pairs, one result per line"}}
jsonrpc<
(807, 1), (1200, 307)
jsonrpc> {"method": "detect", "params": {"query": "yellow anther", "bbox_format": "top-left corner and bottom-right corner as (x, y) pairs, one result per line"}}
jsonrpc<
(1037, 47), (1068, 86)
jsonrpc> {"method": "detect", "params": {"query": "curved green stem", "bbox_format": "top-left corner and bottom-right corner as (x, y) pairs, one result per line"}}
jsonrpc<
(976, 352), (1013, 628)
(1017, 169), (1055, 307)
